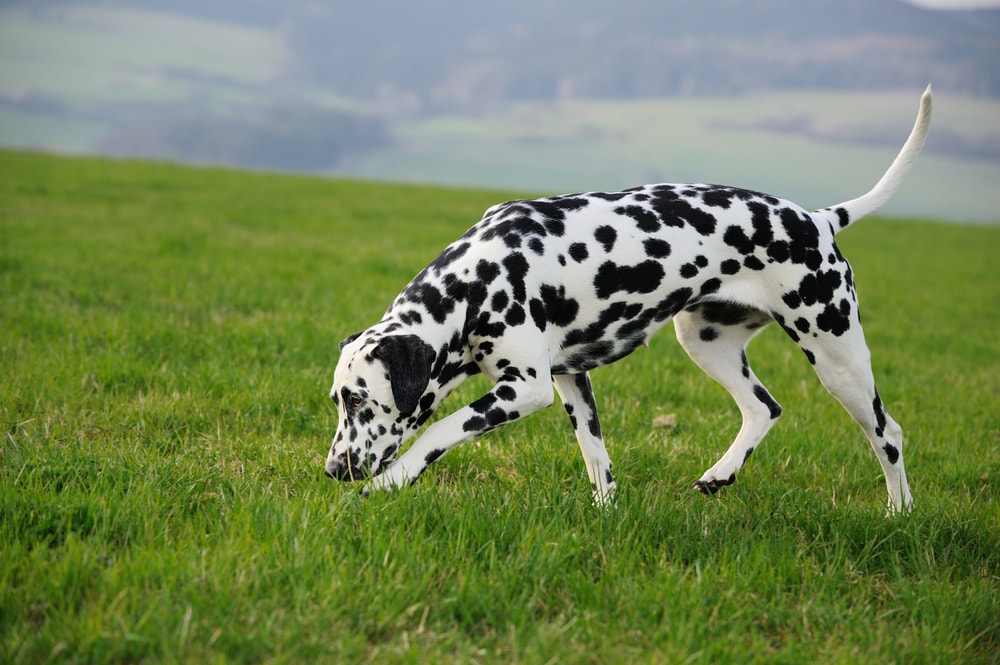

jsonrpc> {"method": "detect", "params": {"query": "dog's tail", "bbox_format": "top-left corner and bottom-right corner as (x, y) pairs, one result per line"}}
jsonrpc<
(817, 85), (932, 234)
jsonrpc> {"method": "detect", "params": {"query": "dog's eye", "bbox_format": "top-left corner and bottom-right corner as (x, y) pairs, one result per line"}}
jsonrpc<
(338, 388), (366, 415)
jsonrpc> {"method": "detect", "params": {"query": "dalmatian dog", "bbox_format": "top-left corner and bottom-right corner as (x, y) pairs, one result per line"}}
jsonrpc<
(326, 86), (931, 514)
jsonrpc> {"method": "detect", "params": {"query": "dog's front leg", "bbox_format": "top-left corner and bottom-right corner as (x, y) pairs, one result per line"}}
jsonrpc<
(363, 372), (555, 494)
(553, 372), (616, 506)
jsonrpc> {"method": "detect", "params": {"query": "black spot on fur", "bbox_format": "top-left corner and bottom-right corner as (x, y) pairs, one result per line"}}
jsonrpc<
(529, 298), (547, 332)
(753, 385), (782, 419)
(650, 187), (717, 235)
(816, 299), (852, 337)
(702, 188), (737, 209)
(655, 287), (694, 321)
(474, 313), (507, 339)
(748, 202), (775, 246)
(568, 242), (589, 262)
(476, 260), (501, 284)
(767, 240), (791, 263)
(772, 311), (801, 343)
(590, 191), (630, 202)
(563, 301), (633, 347)
(505, 303), (526, 326)
(463, 416), (486, 432)
(428, 242), (470, 274)
(594, 260), (665, 299)
(873, 392), (887, 438)
(485, 407), (509, 428)
(779, 207), (819, 250)
(482, 216), (547, 244)
(471, 392), (498, 414)
(724, 225), (755, 255)
(380, 443), (399, 466)
(594, 226), (618, 252)
(797, 270), (843, 307)
(526, 199), (566, 223)
(496, 384), (517, 401)
(615, 205), (660, 232)
(782, 291), (802, 309)
(491, 290), (509, 312)
(549, 196), (591, 213)
(502, 252), (529, 302)
(399, 310), (423, 326)
(699, 326), (719, 342)
(698, 278), (721, 298)
(409, 283), (455, 324)
(534, 284), (580, 328)
(644, 238), (671, 259)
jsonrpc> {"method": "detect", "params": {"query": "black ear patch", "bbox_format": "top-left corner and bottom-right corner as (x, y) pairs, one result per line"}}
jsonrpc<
(371, 335), (436, 414)
(339, 331), (364, 350)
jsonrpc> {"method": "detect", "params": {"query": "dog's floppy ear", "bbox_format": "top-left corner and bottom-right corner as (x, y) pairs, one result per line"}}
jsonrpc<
(339, 331), (364, 350)
(370, 335), (436, 414)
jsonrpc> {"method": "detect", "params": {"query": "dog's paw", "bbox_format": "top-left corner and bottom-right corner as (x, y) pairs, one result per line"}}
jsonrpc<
(361, 472), (402, 496)
(592, 483), (617, 509)
(693, 473), (736, 495)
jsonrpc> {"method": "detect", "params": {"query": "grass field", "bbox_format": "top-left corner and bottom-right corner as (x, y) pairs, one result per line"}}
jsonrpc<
(1, 150), (998, 664)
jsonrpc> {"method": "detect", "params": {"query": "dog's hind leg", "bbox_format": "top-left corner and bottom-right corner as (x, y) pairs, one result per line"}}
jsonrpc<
(779, 314), (913, 514)
(553, 372), (616, 506)
(673, 302), (780, 495)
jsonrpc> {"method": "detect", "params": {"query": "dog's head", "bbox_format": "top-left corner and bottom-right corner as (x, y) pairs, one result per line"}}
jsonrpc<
(324, 330), (436, 481)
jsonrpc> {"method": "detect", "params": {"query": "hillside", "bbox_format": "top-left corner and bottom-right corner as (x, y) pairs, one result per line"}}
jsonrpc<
(1, 0), (998, 222)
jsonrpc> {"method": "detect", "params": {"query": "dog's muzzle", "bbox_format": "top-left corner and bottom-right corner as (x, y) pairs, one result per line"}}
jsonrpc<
(324, 451), (370, 482)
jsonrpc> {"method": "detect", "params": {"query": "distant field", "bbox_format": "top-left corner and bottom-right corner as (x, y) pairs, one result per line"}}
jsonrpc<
(1, 4), (998, 223)
(1, 151), (998, 664)
(0, 4), (290, 153)
(340, 90), (1000, 223)
(0, 5), (285, 100)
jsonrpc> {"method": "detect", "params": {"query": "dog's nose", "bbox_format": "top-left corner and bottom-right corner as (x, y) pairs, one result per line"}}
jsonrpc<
(324, 455), (345, 480)
(325, 455), (365, 481)
(325, 459), (348, 481)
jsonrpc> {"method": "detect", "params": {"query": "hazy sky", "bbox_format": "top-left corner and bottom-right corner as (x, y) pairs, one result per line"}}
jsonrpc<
(908, 0), (1000, 7)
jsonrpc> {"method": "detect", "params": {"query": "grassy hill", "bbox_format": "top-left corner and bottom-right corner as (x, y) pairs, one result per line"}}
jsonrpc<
(3, 2), (1000, 223)
(1, 151), (998, 663)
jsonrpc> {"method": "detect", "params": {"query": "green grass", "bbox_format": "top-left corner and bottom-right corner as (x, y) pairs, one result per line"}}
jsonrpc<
(1, 150), (998, 664)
